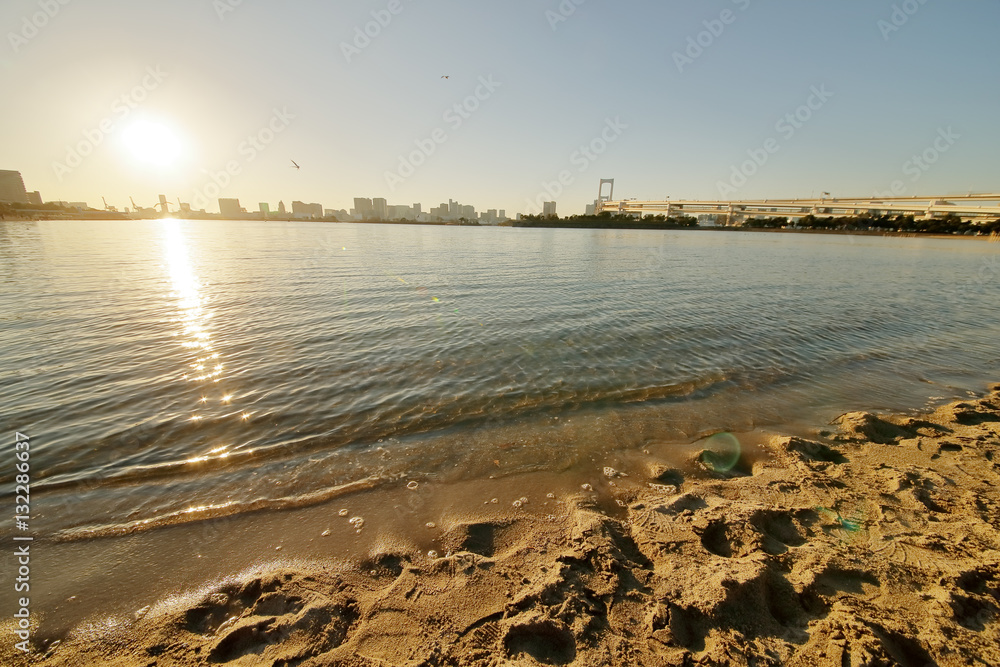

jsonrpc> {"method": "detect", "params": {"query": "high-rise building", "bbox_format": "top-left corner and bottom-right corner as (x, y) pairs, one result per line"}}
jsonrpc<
(278, 201), (286, 215)
(259, 203), (270, 215)
(219, 198), (242, 218)
(292, 201), (323, 218)
(543, 201), (557, 217)
(353, 198), (374, 220)
(462, 205), (475, 219)
(412, 203), (422, 216)
(0, 170), (29, 203)
(585, 204), (596, 216)
(372, 198), (388, 220)
(26, 191), (42, 206)
(449, 199), (461, 217)
(387, 205), (412, 220)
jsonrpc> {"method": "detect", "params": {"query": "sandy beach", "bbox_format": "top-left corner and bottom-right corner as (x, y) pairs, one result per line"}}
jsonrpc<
(9, 385), (999, 666)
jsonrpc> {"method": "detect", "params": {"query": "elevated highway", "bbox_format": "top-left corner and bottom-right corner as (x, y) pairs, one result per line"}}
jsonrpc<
(596, 193), (1000, 223)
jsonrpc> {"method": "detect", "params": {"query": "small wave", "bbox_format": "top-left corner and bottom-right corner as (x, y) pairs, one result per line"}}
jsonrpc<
(50, 475), (384, 542)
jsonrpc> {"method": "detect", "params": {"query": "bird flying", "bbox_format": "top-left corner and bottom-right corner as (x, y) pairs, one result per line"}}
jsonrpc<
(290, 160), (301, 169)
(441, 75), (449, 79)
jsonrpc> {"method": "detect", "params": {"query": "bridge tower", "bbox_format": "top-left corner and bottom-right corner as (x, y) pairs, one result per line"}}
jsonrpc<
(597, 179), (615, 213)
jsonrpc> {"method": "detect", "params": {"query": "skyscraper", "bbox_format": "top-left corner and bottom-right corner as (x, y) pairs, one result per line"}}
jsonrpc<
(353, 198), (374, 220)
(292, 201), (323, 218)
(372, 198), (388, 220)
(0, 170), (29, 203)
(543, 201), (557, 217)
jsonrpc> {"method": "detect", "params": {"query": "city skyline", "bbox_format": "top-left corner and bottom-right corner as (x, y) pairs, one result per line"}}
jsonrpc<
(3, 2), (999, 217)
(0, 167), (520, 221)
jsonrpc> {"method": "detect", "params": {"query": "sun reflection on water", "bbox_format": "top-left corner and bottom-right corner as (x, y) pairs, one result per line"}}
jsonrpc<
(161, 221), (243, 461)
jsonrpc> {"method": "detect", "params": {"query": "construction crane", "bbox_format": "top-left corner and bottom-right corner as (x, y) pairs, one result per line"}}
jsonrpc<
(102, 196), (118, 212)
(129, 197), (158, 217)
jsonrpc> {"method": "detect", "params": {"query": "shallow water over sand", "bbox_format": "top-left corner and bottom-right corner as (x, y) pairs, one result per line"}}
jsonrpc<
(1, 220), (998, 632)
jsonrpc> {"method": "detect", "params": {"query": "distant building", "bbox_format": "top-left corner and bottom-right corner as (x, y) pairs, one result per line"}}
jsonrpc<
(278, 200), (286, 215)
(430, 203), (450, 220)
(0, 170), (29, 203)
(26, 191), (42, 206)
(180, 202), (192, 213)
(372, 198), (388, 220)
(585, 204), (596, 216)
(292, 201), (323, 218)
(412, 203), (422, 216)
(219, 198), (242, 218)
(499, 209), (506, 221)
(387, 205), (412, 220)
(353, 198), (374, 220)
(543, 201), (557, 217)
(259, 203), (270, 215)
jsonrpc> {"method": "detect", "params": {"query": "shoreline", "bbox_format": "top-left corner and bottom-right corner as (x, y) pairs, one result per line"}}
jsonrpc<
(13, 385), (1000, 666)
(3, 217), (997, 242)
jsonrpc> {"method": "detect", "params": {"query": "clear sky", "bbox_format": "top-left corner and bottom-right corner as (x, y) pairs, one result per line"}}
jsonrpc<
(3, 0), (998, 215)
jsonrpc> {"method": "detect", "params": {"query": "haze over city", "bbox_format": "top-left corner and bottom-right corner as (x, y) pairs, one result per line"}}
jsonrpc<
(3, 0), (999, 216)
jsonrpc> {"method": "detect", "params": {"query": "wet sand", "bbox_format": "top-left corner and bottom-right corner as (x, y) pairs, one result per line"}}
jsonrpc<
(9, 385), (1000, 666)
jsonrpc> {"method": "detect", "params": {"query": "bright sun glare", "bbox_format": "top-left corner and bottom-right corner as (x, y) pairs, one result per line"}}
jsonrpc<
(121, 120), (182, 166)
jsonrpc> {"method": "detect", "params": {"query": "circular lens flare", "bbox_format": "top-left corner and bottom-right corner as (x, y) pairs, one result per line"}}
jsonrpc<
(699, 432), (742, 473)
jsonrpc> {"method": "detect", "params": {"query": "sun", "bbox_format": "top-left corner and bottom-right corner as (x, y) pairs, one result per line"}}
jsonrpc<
(121, 120), (182, 166)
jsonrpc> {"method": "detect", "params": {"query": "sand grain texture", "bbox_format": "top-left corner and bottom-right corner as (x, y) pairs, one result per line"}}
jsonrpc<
(20, 386), (1000, 666)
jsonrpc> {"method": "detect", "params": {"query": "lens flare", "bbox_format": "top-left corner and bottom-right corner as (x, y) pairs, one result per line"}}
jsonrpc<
(698, 432), (742, 473)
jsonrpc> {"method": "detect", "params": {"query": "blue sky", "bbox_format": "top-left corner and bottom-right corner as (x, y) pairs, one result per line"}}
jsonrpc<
(3, 0), (998, 215)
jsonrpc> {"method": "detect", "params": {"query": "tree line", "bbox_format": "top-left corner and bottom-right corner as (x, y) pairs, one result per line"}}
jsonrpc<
(511, 212), (699, 229)
(740, 213), (1000, 235)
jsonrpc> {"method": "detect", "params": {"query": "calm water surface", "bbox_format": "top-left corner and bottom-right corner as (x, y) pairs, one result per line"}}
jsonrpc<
(1, 220), (999, 544)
